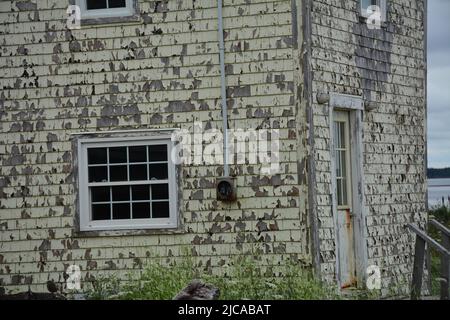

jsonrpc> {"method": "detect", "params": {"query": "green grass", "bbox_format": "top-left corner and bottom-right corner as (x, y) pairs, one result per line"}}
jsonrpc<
(82, 205), (450, 300)
(429, 206), (450, 228)
(84, 255), (341, 300)
(203, 258), (339, 300)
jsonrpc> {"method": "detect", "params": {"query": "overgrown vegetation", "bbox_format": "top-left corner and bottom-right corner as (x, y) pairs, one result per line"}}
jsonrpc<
(84, 255), (341, 300)
(80, 207), (450, 300)
(428, 206), (450, 296)
(429, 206), (450, 228)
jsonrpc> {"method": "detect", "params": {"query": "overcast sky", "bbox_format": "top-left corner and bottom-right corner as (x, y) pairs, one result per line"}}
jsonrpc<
(427, 0), (450, 168)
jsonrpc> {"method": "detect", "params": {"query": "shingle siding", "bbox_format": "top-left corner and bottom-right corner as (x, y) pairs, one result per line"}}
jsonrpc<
(0, 0), (427, 297)
(0, 0), (311, 294)
(310, 0), (427, 294)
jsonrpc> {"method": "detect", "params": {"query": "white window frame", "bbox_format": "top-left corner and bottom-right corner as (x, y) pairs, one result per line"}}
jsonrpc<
(334, 111), (353, 210)
(76, 0), (135, 20)
(360, 0), (387, 23)
(78, 135), (177, 231)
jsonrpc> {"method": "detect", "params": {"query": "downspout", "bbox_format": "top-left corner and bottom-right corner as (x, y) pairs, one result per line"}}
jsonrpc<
(218, 0), (229, 177)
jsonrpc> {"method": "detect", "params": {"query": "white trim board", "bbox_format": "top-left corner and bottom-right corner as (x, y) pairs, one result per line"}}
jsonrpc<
(329, 93), (364, 111)
(70, 128), (179, 136)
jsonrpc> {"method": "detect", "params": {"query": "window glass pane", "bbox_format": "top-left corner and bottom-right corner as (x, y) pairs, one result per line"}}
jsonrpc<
(339, 123), (346, 149)
(132, 185), (150, 201)
(334, 118), (349, 207)
(91, 186), (110, 202)
(152, 201), (169, 218)
(340, 150), (347, 178)
(87, 0), (107, 10)
(89, 166), (108, 182)
(108, 0), (126, 8)
(361, 0), (370, 9)
(342, 179), (348, 206)
(149, 163), (168, 180)
(152, 184), (168, 200)
(334, 123), (340, 149)
(110, 165), (127, 181)
(109, 147), (127, 163)
(361, 0), (377, 10)
(130, 164), (147, 181)
(92, 204), (110, 220)
(337, 179), (343, 206)
(149, 145), (167, 162)
(132, 202), (151, 219)
(129, 146), (147, 163)
(335, 151), (341, 177)
(113, 203), (130, 219)
(88, 148), (107, 164)
(112, 185), (129, 201)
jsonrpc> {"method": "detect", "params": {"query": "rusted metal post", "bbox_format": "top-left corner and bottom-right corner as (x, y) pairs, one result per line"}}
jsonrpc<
(411, 234), (426, 300)
(441, 234), (450, 300)
(426, 241), (432, 295)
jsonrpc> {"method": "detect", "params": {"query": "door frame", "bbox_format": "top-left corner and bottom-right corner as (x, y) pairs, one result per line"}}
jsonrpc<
(328, 93), (368, 289)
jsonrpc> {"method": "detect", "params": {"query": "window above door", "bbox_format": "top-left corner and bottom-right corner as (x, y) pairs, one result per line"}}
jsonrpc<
(359, 0), (387, 24)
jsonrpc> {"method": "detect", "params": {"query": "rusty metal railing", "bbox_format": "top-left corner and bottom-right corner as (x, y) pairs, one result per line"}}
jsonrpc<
(407, 220), (450, 300)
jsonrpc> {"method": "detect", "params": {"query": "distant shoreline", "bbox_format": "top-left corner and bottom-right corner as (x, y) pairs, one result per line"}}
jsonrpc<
(428, 168), (450, 179)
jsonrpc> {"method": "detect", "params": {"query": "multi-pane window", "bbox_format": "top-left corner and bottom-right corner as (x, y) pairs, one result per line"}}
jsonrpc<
(86, 0), (126, 10)
(78, 137), (176, 231)
(360, 0), (387, 22)
(76, 0), (136, 20)
(334, 113), (352, 208)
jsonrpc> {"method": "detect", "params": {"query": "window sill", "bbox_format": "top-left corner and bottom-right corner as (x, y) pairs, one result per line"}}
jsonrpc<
(80, 14), (141, 26)
(74, 226), (185, 238)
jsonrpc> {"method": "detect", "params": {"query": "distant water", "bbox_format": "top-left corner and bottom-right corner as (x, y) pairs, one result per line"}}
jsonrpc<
(428, 178), (450, 207)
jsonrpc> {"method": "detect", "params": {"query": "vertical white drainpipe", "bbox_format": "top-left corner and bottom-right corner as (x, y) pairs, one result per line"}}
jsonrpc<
(218, 0), (229, 177)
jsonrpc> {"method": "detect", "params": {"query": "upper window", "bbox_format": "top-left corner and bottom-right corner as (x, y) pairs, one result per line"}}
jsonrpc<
(76, 0), (136, 20)
(77, 136), (177, 231)
(360, 0), (387, 23)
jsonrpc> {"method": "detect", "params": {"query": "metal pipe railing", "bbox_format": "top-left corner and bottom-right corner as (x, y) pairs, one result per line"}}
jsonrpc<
(407, 222), (450, 300)
(407, 223), (450, 257)
(217, 0), (229, 177)
(430, 219), (450, 238)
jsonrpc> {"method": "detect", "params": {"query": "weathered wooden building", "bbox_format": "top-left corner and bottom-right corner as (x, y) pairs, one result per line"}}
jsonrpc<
(0, 0), (427, 296)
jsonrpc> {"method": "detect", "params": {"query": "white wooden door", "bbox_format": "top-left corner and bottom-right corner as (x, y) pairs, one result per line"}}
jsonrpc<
(333, 111), (357, 288)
